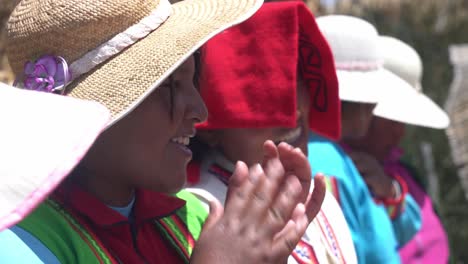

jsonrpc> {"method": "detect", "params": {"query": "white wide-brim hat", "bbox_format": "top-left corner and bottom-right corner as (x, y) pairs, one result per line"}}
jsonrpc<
(373, 36), (450, 129)
(317, 15), (412, 104)
(0, 83), (110, 231)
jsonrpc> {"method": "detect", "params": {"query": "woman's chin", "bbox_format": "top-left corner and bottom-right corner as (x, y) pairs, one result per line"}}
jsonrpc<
(143, 170), (187, 194)
(166, 171), (188, 193)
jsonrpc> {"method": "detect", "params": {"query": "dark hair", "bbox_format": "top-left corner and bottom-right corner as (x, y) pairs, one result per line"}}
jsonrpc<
(193, 49), (203, 90)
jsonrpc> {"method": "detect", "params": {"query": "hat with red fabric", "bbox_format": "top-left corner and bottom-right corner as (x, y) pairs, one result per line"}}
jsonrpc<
(196, 1), (340, 140)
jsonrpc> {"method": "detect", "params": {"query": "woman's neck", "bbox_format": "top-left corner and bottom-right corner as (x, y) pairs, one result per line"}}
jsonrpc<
(72, 166), (135, 207)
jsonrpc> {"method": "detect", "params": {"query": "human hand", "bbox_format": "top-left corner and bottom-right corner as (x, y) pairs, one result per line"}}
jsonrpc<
(349, 151), (395, 199)
(191, 141), (325, 264)
(274, 141), (326, 220)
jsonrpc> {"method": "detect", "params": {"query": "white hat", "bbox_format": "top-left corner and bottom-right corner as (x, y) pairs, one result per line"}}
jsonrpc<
(373, 36), (450, 129)
(316, 15), (411, 104)
(0, 83), (110, 231)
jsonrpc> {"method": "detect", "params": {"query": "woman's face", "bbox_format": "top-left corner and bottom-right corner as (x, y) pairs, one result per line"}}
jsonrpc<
(361, 116), (406, 161)
(340, 101), (376, 140)
(89, 57), (208, 194)
(210, 78), (311, 166)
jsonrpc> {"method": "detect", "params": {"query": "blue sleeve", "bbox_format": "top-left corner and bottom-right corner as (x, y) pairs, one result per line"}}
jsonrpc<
(0, 226), (60, 264)
(308, 135), (401, 264)
(391, 194), (422, 246)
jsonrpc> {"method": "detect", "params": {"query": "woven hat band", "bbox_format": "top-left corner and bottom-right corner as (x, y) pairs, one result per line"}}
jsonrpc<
(6, 0), (163, 75)
(70, 0), (172, 80)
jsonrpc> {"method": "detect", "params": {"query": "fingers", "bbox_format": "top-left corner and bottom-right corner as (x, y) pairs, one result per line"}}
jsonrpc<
(241, 164), (269, 224)
(224, 161), (253, 218)
(277, 142), (311, 202)
(260, 175), (302, 237)
(246, 143), (285, 229)
(271, 203), (309, 260)
(223, 140), (315, 258)
(304, 173), (326, 220)
(277, 143), (311, 181)
(262, 140), (279, 166)
(203, 199), (224, 230)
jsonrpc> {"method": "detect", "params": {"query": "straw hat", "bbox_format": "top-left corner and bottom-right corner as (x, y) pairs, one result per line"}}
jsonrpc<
(316, 15), (411, 104)
(373, 36), (450, 129)
(0, 82), (109, 231)
(7, 0), (263, 127)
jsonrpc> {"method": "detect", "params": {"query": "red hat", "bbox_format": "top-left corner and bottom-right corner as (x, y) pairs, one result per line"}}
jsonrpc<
(197, 1), (340, 140)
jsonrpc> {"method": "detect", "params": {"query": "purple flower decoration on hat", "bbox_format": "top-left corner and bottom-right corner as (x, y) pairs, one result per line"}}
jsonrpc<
(15, 55), (72, 94)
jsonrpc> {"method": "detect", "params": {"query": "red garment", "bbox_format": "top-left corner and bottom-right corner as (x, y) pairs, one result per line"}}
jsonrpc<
(197, 1), (341, 140)
(53, 184), (186, 264)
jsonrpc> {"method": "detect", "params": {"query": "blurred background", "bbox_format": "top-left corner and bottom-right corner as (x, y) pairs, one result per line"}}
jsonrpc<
(1, 0), (468, 262)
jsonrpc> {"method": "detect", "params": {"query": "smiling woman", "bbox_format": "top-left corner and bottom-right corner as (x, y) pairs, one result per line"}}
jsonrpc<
(0, 0), (315, 262)
(0, 0), (332, 263)
(75, 57), (207, 198)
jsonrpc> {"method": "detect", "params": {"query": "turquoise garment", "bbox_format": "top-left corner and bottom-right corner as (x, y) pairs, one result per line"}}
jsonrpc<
(0, 227), (59, 263)
(308, 133), (421, 264)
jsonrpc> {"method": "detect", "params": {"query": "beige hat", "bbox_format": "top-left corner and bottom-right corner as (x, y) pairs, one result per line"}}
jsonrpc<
(316, 15), (411, 104)
(373, 36), (450, 129)
(7, 0), (262, 127)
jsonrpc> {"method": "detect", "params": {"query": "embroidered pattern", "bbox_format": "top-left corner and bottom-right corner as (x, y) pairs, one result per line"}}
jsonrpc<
(47, 199), (116, 264)
(154, 213), (196, 264)
(316, 211), (346, 264)
(323, 176), (340, 204)
(292, 239), (320, 264)
(299, 34), (328, 113)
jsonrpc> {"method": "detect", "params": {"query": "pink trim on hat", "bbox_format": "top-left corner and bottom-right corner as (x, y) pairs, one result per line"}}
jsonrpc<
(335, 60), (382, 71)
(0, 111), (109, 231)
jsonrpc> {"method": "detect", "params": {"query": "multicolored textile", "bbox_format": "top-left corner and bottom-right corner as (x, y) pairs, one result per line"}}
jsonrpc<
(308, 133), (421, 264)
(196, 1), (341, 140)
(0, 184), (207, 264)
(384, 148), (449, 264)
(186, 152), (358, 264)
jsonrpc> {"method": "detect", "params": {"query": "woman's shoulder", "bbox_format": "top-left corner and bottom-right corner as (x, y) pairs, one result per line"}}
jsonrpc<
(5, 199), (109, 264)
(0, 200), (73, 264)
(308, 135), (347, 163)
(0, 226), (58, 263)
(173, 190), (210, 239)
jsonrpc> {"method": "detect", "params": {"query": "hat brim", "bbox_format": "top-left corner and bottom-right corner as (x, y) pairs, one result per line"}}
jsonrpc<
(0, 83), (109, 231)
(66, 0), (262, 127)
(337, 68), (411, 104)
(374, 83), (450, 129)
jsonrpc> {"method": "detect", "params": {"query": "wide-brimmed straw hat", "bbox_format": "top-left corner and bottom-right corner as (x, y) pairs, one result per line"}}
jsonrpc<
(7, 0), (263, 127)
(316, 15), (411, 104)
(0, 82), (109, 231)
(373, 36), (450, 129)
